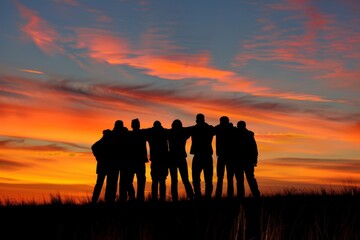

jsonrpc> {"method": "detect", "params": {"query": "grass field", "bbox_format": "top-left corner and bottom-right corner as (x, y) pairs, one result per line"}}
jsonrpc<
(1, 187), (359, 240)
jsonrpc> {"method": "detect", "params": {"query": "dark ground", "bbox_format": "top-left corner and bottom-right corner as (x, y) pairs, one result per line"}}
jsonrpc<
(1, 193), (359, 240)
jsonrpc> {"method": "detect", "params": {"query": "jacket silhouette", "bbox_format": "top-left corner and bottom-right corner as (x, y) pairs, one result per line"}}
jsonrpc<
(214, 116), (236, 198)
(234, 120), (260, 199)
(168, 119), (194, 201)
(188, 113), (215, 199)
(91, 129), (116, 203)
(147, 121), (169, 201)
(112, 120), (135, 202)
(128, 118), (148, 201)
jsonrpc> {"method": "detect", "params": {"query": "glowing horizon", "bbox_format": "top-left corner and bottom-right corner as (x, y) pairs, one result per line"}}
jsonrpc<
(0, 0), (359, 203)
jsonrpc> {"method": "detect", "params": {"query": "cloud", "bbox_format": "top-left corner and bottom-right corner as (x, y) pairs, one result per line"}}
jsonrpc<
(258, 157), (360, 187)
(268, 157), (360, 174)
(16, 2), (63, 55)
(0, 158), (31, 171)
(13, 2), (351, 103)
(19, 69), (45, 75)
(1, 74), (358, 137)
(72, 27), (344, 103)
(0, 135), (88, 153)
(234, 0), (360, 92)
(74, 28), (234, 79)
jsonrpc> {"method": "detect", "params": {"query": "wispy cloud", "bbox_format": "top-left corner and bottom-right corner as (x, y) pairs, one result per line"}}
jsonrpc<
(19, 69), (45, 75)
(16, 2), (64, 55)
(14, 2), (350, 103)
(0, 135), (89, 152)
(73, 27), (344, 102)
(258, 157), (360, 186)
(0, 158), (31, 171)
(1, 75), (357, 130)
(268, 157), (360, 174)
(234, 0), (360, 92)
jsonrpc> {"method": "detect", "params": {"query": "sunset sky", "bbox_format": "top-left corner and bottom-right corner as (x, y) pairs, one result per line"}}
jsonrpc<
(1, 0), (359, 203)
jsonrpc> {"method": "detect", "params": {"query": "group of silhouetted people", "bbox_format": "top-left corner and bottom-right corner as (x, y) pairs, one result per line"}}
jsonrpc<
(91, 113), (260, 204)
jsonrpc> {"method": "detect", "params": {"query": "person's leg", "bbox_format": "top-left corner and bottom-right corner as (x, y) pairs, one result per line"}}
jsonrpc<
(92, 173), (106, 203)
(127, 165), (136, 199)
(215, 156), (225, 198)
(151, 180), (158, 200)
(118, 169), (128, 202)
(226, 160), (235, 198)
(136, 163), (146, 201)
(119, 167), (135, 202)
(150, 162), (158, 200)
(160, 164), (168, 201)
(192, 155), (202, 199)
(160, 179), (166, 201)
(178, 158), (194, 199)
(235, 166), (245, 199)
(169, 160), (178, 201)
(245, 165), (260, 198)
(204, 155), (213, 199)
(105, 169), (119, 203)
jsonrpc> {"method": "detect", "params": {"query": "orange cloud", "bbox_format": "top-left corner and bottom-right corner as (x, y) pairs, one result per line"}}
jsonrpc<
(238, 0), (360, 93)
(131, 55), (235, 80)
(2, 75), (356, 150)
(16, 2), (63, 55)
(74, 28), (342, 103)
(75, 28), (131, 64)
(19, 69), (45, 75)
(75, 29), (233, 80)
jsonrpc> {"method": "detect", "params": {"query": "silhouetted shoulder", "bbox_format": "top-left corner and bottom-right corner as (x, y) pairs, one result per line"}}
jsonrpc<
(247, 130), (255, 136)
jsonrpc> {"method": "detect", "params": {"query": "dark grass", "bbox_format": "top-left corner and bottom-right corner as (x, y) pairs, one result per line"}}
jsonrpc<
(1, 189), (359, 240)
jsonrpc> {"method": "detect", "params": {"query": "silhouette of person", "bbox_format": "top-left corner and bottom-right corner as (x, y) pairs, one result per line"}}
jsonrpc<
(214, 116), (236, 198)
(188, 113), (215, 199)
(234, 120), (260, 199)
(147, 120), (169, 201)
(168, 119), (195, 201)
(91, 129), (115, 204)
(128, 118), (148, 202)
(111, 120), (135, 202)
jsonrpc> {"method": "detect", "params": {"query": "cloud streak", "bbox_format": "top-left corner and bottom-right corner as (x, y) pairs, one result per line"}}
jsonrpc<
(74, 27), (345, 102)
(16, 2), (64, 55)
(0, 135), (88, 152)
(19, 69), (45, 75)
(0, 158), (31, 171)
(14, 2), (345, 104)
(234, 0), (360, 92)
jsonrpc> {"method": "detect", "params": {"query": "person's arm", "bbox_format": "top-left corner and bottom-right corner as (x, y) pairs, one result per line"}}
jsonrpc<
(250, 133), (258, 166)
(91, 140), (103, 162)
(184, 125), (194, 136)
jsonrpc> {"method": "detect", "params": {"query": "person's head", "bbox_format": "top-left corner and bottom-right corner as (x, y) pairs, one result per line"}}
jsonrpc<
(103, 129), (112, 137)
(171, 119), (183, 129)
(219, 116), (229, 125)
(153, 120), (162, 128)
(237, 120), (246, 130)
(131, 118), (140, 130)
(113, 120), (124, 131)
(196, 113), (205, 124)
